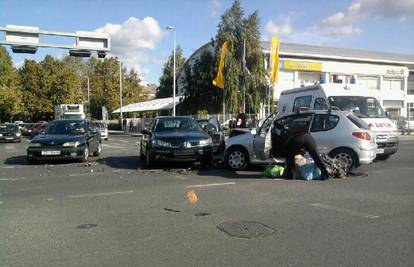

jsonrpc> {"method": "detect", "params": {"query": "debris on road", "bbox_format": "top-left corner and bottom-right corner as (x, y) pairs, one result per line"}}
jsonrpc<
(77, 223), (98, 229)
(195, 212), (210, 217)
(164, 208), (181, 213)
(187, 190), (198, 204)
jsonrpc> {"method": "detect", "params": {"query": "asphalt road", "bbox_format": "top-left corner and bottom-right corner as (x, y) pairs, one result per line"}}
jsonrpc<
(1, 135), (413, 267)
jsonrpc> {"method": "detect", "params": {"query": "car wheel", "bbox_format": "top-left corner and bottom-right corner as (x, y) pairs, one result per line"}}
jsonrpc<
(225, 146), (249, 171)
(145, 147), (153, 168)
(375, 154), (391, 161)
(93, 142), (102, 156)
(329, 148), (358, 170)
(81, 146), (89, 162)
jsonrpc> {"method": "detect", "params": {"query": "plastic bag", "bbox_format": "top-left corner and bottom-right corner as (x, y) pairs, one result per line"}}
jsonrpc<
(263, 164), (285, 178)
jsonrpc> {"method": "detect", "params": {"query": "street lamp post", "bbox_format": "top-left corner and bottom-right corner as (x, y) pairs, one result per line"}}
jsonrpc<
(119, 61), (123, 124)
(166, 26), (176, 116)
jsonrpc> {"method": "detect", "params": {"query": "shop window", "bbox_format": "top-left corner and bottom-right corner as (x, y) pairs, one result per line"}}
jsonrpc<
(330, 74), (351, 84)
(383, 78), (403, 91)
(298, 72), (320, 83)
(358, 76), (380, 90)
(280, 70), (294, 82)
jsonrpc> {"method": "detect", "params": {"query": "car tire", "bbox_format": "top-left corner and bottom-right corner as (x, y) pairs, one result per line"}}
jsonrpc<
(225, 146), (249, 171)
(375, 154), (391, 161)
(145, 147), (153, 168)
(201, 155), (213, 167)
(81, 146), (89, 162)
(329, 148), (359, 170)
(27, 155), (36, 164)
(93, 142), (102, 156)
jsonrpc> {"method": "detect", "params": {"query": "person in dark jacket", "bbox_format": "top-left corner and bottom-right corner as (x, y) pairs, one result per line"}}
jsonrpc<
(271, 121), (329, 180)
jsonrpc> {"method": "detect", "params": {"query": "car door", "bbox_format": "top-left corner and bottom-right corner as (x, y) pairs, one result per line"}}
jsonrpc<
(310, 113), (340, 154)
(268, 113), (314, 157)
(253, 113), (276, 160)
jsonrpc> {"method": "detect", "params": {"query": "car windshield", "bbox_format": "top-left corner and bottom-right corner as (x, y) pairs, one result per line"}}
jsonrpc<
(154, 118), (200, 132)
(45, 120), (86, 135)
(0, 124), (18, 132)
(328, 96), (387, 118)
(94, 122), (106, 129)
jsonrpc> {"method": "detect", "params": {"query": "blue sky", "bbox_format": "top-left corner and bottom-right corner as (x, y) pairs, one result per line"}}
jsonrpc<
(1, 0), (414, 84)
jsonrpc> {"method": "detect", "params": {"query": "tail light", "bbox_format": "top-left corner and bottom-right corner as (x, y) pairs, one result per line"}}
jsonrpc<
(352, 131), (371, 140)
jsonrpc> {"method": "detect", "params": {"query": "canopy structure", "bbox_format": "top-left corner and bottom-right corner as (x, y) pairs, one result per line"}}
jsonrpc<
(112, 96), (183, 113)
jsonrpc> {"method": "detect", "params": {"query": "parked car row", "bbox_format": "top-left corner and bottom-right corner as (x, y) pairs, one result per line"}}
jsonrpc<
(0, 124), (22, 143)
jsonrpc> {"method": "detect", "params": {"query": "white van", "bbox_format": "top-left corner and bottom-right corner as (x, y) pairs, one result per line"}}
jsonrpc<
(277, 83), (398, 160)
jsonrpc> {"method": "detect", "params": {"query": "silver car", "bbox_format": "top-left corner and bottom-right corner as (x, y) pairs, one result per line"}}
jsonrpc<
(224, 110), (377, 170)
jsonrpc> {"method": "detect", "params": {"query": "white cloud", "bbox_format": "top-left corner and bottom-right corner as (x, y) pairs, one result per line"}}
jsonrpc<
(265, 16), (293, 37)
(315, 0), (414, 37)
(95, 17), (166, 80)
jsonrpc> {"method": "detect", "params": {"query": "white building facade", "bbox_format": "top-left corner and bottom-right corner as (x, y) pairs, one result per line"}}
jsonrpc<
(262, 42), (414, 119)
(178, 42), (414, 119)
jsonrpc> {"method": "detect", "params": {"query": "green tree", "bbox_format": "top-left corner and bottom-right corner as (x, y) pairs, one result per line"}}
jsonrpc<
(0, 46), (22, 122)
(212, 0), (268, 113)
(179, 51), (221, 114)
(156, 46), (186, 98)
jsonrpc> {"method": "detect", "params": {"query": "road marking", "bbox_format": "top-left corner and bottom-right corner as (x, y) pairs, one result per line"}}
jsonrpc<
(311, 203), (380, 219)
(185, 182), (236, 188)
(68, 190), (134, 198)
(102, 144), (128, 150)
(1, 166), (16, 169)
(69, 173), (94, 177)
(0, 177), (26, 181)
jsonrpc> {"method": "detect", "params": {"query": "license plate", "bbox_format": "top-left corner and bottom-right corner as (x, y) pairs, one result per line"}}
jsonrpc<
(5, 137), (14, 140)
(174, 150), (194, 156)
(41, 150), (61, 156)
(376, 148), (384, 154)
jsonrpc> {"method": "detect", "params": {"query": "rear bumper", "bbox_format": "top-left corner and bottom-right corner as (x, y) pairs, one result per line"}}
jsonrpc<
(357, 143), (377, 165)
(27, 145), (86, 161)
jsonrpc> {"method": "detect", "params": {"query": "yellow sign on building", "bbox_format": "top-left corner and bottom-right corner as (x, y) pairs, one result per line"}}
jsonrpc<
(283, 60), (323, 71)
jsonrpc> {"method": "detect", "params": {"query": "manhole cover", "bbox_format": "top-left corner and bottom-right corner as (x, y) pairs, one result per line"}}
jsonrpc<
(217, 221), (275, 238)
(77, 223), (98, 229)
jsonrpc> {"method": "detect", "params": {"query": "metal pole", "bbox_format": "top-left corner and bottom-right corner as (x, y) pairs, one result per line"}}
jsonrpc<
(87, 77), (90, 107)
(223, 89), (226, 122)
(119, 61), (123, 123)
(243, 38), (246, 114)
(173, 28), (176, 116)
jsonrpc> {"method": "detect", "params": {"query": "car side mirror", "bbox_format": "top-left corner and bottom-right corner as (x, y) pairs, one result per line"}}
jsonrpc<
(141, 129), (150, 135)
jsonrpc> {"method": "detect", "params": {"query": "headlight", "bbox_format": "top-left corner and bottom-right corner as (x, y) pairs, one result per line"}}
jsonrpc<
(199, 138), (212, 146)
(63, 141), (80, 147)
(153, 139), (171, 147)
(0, 133), (2, 137)
(16, 133), (21, 137)
(28, 143), (41, 147)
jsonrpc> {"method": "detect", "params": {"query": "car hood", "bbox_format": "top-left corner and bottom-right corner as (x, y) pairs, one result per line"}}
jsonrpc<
(154, 131), (209, 141)
(31, 134), (86, 145)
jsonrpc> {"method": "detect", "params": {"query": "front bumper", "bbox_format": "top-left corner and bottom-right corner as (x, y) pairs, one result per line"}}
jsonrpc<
(27, 145), (86, 161)
(0, 135), (21, 142)
(376, 136), (399, 155)
(151, 145), (213, 162)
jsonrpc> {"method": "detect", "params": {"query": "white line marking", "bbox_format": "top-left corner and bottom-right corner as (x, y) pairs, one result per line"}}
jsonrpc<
(0, 177), (26, 181)
(311, 203), (380, 219)
(1, 166), (16, 169)
(185, 182), (236, 188)
(69, 173), (94, 177)
(68, 190), (134, 198)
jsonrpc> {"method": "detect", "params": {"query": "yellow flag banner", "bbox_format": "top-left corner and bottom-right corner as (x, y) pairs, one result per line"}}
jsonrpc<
(270, 37), (280, 84)
(213, 41), (228, 89)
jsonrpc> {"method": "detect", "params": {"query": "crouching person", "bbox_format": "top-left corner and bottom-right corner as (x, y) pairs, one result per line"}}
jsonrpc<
(270, 121), (329, 180)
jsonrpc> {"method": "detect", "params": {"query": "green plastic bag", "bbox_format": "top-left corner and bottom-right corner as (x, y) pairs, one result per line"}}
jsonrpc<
(263, 164), (285, 178)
